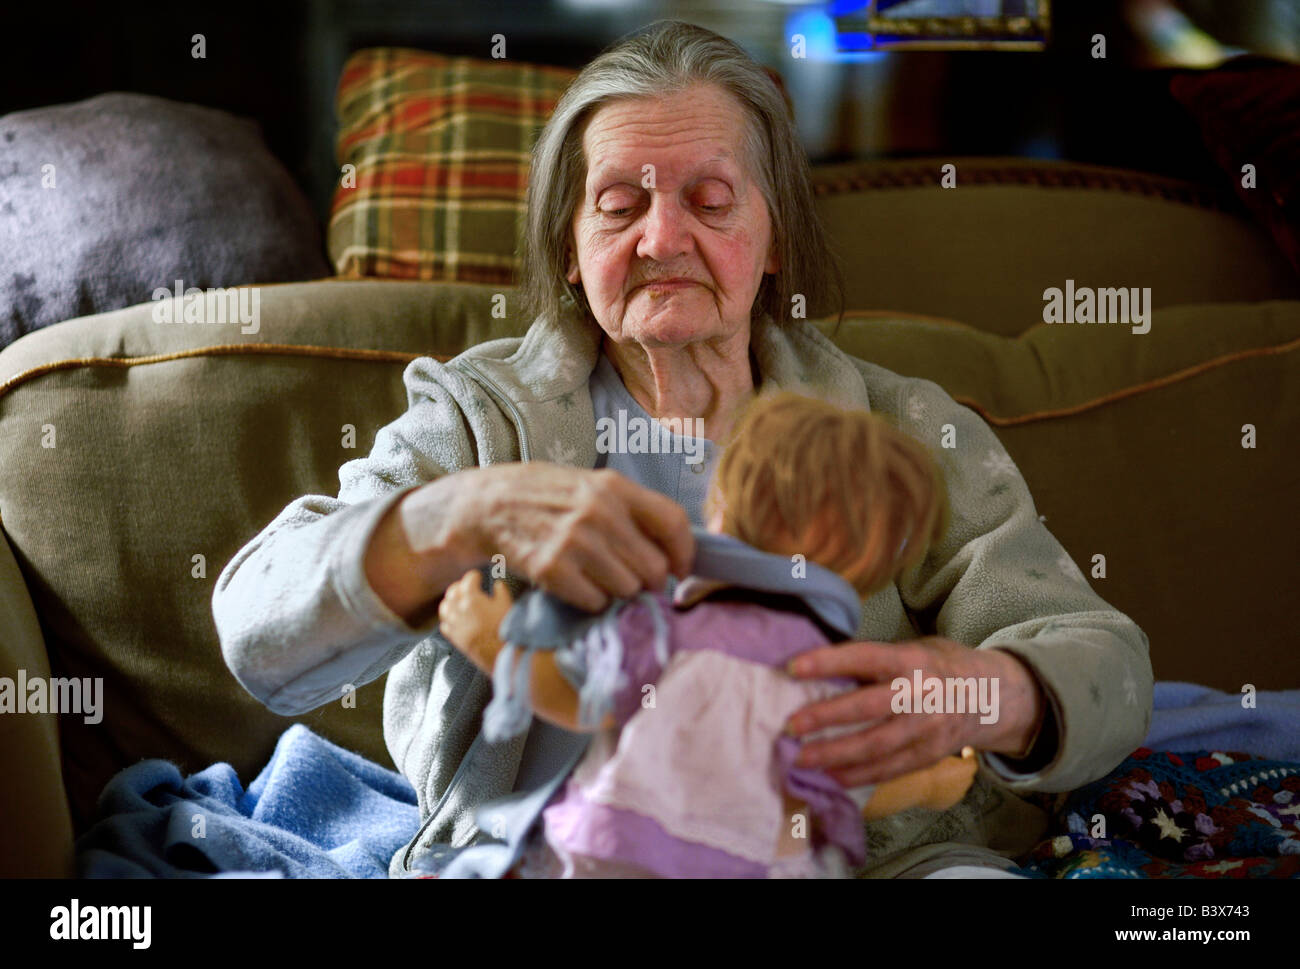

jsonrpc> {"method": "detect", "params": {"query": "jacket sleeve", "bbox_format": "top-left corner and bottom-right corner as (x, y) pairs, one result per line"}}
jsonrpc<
(885, 374), (1153, 793)
(212, 357), (483, 716)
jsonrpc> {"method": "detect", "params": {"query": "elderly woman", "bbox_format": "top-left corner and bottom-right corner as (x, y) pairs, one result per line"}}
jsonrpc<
(214, 20), (1152, 879)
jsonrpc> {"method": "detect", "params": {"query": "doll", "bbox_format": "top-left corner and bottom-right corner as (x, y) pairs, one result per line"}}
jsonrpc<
(437, 390), (979, 877)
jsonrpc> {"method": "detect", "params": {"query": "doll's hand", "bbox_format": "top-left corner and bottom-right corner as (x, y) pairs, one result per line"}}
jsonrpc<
(437, 570), (514, 673)
(923, 746), (979, 810)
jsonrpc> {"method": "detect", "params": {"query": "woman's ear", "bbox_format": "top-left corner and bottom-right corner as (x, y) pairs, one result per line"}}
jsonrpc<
(764, 237), (780, 275)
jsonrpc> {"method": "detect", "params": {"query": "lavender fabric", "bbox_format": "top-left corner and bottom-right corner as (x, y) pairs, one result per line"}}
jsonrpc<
(610, 590), (858, 725)
(775, 735), (867, 866)
(542, 779), (769, 878)
(537, 590), (869, 874)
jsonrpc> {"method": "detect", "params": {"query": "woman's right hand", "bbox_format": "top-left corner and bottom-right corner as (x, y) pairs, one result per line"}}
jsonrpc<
(368, 463), (696, 625)
(455, 463), (696, 613)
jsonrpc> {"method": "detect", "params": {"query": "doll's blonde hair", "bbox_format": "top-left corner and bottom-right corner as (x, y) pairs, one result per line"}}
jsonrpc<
(705, 391), (949, 599)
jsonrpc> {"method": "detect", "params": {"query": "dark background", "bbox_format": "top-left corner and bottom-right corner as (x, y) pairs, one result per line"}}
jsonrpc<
(1, 0), (1292, 226)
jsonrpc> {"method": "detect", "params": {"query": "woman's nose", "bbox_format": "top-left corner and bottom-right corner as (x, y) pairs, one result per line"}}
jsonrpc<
(636, 194), (692, 262)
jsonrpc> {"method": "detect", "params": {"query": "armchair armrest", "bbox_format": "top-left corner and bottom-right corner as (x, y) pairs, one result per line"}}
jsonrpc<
(0, 526), (75, 876)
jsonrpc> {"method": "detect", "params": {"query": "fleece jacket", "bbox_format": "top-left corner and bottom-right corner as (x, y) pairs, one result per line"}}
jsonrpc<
(213, 304), (1153, 877)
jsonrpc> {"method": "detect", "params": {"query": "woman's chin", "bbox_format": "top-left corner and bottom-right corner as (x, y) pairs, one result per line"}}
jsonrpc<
(624, 303), (721, 347)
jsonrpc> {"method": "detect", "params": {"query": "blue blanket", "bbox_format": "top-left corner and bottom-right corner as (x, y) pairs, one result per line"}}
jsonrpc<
(76, 724), (418, 878)
(1145, 681), (1300, 762)
(75, 682), (1299, 878)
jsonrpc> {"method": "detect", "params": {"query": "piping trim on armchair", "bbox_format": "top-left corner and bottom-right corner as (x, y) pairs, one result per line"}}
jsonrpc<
(0, 343), (442, 401)
(2, 335), (1296, 428)
(811, 161), (1235, 214)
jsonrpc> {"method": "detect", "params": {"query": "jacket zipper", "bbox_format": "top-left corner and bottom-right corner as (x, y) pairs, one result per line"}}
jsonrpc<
(402, 729), (487, 871)
(403, 357), (531, 872)
(454, 358), (532, 462)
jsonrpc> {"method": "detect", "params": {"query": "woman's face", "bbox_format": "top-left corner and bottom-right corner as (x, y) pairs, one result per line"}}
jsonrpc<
(566, 83), (780, 350)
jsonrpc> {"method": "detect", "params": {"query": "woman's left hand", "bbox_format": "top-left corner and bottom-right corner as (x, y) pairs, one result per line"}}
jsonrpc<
(783, 636), (1045, 788)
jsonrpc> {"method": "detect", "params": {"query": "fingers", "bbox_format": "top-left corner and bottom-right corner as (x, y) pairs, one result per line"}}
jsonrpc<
(583, 508), (675, 598)
(532, 471), (693, 611)
(825, 737), (961, 789)
(437, 577), (470, 619)
(440, 577), (476, 616)
(436, 596), (470, 646)
(785, 683), (893, 736)
(603, 508), (676, 593)
(488, 579), (514, 607)
(548, 527), (644, 611)
(618, 476), (696, 579)
(472, 465), (695, 612)
(795, 707), (966, 781)
(535, 555), (617, 614)
(438, 572), (505, 647)
(452, 570), (484, 596)
(787, 640), (910, 681)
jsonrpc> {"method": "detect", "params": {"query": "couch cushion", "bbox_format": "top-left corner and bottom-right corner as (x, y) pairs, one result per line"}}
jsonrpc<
(0, 93), (331, 351)
(0, 280), (521, 831)
(0, 530), (74, 874)
(0, 280), (1294, 829)
(828, 304), (1300, 695)
(810, 159), (1300, 335)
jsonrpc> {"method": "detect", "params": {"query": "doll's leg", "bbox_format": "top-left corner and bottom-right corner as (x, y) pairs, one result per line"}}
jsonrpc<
(861, 748), (978, 819)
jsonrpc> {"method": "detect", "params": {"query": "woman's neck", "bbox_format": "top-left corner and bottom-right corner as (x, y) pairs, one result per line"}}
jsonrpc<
(600, 332), (759, 443)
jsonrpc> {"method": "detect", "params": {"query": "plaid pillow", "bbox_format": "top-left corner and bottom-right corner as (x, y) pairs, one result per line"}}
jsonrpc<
(330, 48), (576, 283)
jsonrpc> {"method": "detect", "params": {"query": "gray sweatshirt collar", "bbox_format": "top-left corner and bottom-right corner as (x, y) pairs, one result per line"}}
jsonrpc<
(453, 304), (873, 468)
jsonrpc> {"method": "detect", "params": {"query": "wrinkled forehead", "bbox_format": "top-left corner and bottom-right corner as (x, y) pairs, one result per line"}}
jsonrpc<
(575, 87), (764, 193)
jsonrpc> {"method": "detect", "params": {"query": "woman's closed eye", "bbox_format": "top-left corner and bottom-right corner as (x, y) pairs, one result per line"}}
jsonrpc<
(597, 190), (731, 219)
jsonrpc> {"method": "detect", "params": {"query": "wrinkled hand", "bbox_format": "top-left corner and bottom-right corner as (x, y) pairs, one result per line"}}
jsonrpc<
(459, 464), (694, 614)
(784, 636), (1044, 788)
(437, 570), (514, 673)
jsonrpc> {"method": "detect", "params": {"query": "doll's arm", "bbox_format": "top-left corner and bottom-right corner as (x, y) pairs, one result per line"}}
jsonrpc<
(437, 571), (614, 732)
(526, 651), (616, 732)
(859, 747), (978, 819)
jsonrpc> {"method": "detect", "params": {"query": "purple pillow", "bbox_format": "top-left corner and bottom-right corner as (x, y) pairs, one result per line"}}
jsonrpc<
(0, 92), (329, 349)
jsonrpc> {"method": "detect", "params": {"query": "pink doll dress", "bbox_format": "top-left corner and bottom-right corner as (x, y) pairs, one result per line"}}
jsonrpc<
(518, 578), (875, 878)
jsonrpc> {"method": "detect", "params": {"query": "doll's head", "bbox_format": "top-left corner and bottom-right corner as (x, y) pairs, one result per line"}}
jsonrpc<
(704, 391), (948, 599)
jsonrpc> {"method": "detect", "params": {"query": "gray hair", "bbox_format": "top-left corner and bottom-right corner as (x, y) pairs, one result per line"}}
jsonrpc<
(519, 19), (843, 331)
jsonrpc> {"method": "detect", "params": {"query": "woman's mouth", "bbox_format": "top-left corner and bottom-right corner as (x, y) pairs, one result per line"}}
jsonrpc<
(639, 279), (699, 292)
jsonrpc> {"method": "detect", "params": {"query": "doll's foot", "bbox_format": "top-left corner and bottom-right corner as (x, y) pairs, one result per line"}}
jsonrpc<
(918, 747), (978, 812)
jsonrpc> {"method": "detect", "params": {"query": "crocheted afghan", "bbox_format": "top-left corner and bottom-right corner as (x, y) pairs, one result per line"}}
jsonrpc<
(1014, 748), (1300, 878)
